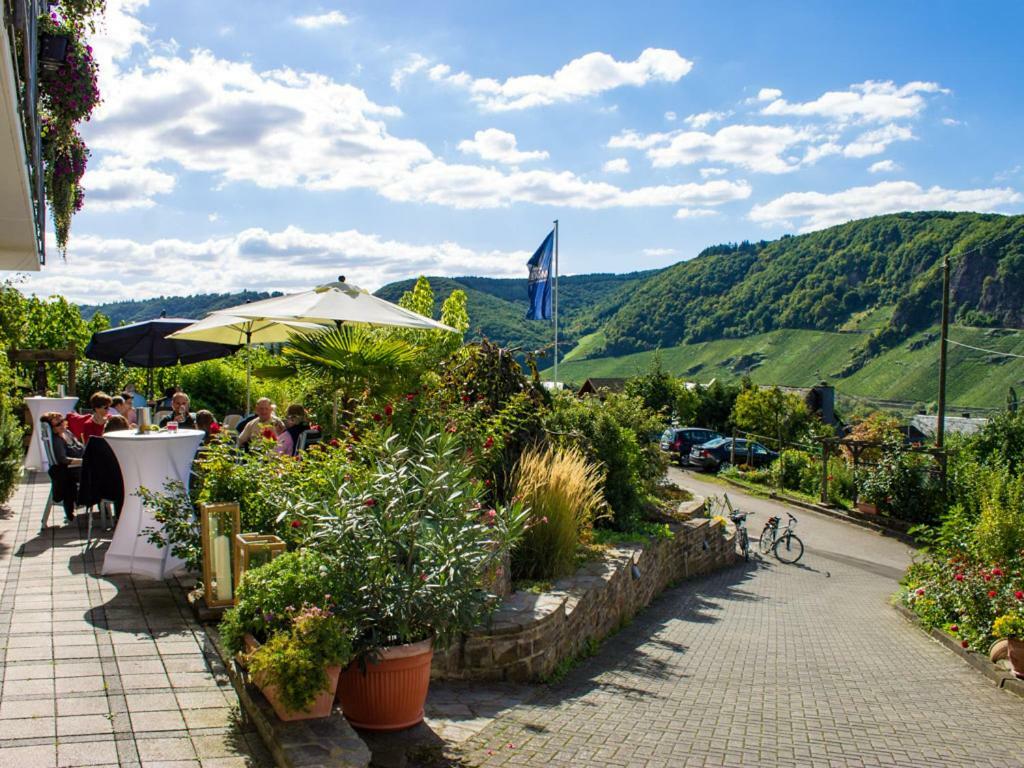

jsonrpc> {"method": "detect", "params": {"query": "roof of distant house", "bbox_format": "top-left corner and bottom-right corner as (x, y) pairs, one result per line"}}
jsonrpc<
(909, 413), (989, 438)
(578, 377), (628, 396)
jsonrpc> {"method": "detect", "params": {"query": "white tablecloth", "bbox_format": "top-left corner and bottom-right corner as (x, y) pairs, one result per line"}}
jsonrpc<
(102, 429), (205, 579)
(23, 396), (80, 472)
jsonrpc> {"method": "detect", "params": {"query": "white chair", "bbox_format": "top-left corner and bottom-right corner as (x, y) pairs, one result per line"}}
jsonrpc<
(154, 410), (172, 424)
(222, 413), (243, 432)
(86, 500), (117, 550)
(296, 429), (322, 453)
(39, 421), (57, 529)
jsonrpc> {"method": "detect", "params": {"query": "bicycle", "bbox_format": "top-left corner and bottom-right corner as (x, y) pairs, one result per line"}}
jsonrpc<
(758, 512), (805, 564)
(710, 493), (751, 561)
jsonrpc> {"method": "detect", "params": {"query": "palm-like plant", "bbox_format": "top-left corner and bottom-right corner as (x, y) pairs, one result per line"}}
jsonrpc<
(257, 326), (422, 430)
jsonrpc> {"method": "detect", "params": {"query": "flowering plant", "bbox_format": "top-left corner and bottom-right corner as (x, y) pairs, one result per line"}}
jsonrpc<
(288, 429), (530, 658)
(993, 613), (1024, 641)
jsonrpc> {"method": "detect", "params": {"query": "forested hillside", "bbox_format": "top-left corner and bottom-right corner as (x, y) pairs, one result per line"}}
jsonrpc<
(82, 290), (279, 326)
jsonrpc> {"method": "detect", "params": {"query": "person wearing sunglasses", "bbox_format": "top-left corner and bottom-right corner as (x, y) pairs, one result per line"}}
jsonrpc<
(41, 411), (85, 524)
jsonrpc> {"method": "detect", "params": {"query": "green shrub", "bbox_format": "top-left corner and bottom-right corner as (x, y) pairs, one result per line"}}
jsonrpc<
(511, 445), (606, 580)
(0, 393), (23, 503)
(176, 359), (247, 416)
(974, 467), (1024, 564)
(773, 449), (815, 492)
(857, 440), (944, 522)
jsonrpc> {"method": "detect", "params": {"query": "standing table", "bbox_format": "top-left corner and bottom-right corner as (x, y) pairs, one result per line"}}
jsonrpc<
(102, 429), (205, 579)
(24, 396), (80, 471)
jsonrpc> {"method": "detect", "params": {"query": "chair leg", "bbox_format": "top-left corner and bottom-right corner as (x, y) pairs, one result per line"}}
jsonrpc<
(41, 489), (54, 530)
(85, 505), (93, 549)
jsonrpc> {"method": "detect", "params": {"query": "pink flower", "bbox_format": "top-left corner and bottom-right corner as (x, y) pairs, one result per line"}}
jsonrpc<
(954, 573), (964, 582)
(961, 640), (969, 649)
(950, 624), (959, 633)
(984, 574), (992, 582)
(988, 590), (997, 598)
(541, 516), (549, 524)
(486, 509), (497, 522)
(384, 404), (393, 417)
(992, 568), (1004, 577)
(372, 413), (382, 422)
(364, 498), (376, 507)
(419, 573), (427, 582)
(915, 588), (925, 596)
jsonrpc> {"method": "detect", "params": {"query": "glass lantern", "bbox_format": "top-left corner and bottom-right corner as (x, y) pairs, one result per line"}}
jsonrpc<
(200, 502), (241, 609)
(233, 533), (287, 599)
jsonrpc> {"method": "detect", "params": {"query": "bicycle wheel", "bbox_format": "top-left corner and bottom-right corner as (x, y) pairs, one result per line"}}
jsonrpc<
(758, 524), (775, 554)
(738, 528), (749, 561)
(773, 532), (804, 564)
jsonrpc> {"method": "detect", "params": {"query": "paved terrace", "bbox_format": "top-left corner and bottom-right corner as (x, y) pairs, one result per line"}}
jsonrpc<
(0, 473), (271, 768)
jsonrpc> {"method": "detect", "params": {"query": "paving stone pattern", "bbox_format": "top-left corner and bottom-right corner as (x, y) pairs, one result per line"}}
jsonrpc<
(0, 473), (272, 768)
(460, 473), (1024, 768)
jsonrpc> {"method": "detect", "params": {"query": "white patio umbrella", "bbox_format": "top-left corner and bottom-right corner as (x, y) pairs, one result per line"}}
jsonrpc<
(167, 314), (323, 413)
(219, 277), (457, 332)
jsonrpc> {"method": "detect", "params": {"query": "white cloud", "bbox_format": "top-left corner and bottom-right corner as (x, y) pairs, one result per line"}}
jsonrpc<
(760, 80), (948, 123)
(683, 110), (728, 129)
(674, 207), (719, 220)
(417, 48), (693, 111)
(84, 44), (738, 213)
(610, 124), (822, 174)
(208, 212), (219, 222)
(942, 117), (963, 126)
(602, 158), (630, 174)
(81, 159), (176, 210)
(642, 247), (677, 257)
(749, 180), (1022, 232)
(391, 53), (429, 90)
(755, 87), (783, 102)
(23, 226), (532, 304)
(868, 159), (900, 174)
(664, 111), (677, 121)
(842, 124), (914, 158)
(699, 167), (728, 179)
(457, 129), (548, 164)
(292, 10), (349, 29)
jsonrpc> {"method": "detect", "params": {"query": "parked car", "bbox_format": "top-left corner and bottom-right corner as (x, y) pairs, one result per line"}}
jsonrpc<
(659, 427), (722, 466)
(689, 437), (778, 472)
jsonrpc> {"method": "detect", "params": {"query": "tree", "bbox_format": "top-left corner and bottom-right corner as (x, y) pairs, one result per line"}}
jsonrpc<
(731, 386), (811, 448)
(625, 354), (678, 419)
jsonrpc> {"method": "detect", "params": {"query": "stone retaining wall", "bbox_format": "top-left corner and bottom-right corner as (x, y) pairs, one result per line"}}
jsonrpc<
(433, 500), (736, 682)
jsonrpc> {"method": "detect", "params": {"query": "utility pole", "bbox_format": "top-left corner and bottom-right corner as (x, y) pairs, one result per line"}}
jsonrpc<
(936, 253), (950, 449)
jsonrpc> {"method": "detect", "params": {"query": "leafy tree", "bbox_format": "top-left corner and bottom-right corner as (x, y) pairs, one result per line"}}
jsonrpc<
(731, 385), (811, 448)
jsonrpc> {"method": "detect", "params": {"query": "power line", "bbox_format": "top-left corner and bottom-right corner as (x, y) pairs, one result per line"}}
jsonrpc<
(948, 338), (1024, 360)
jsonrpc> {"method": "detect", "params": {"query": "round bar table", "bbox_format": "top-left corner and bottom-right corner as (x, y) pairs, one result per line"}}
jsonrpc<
(102, 429), (205, 579)
(24, 396), (80, 471)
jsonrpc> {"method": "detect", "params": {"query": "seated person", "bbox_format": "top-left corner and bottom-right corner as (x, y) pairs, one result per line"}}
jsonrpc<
(237, 398), (284, 448)
(41, 411), (84, 523)
(276, 404), (310, 456)
(110, 395), (137, 425)
(123, 382), (148, 408)
(159, 391), (196, 429)
(104, 415), (131, 433)
(196, 410), (220, 444)
(66, 392), (111, 443)
(154, 386), (179, 411)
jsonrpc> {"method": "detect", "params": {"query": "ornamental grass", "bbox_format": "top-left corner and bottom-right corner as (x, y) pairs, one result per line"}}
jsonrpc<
(512, 445), (606, 580)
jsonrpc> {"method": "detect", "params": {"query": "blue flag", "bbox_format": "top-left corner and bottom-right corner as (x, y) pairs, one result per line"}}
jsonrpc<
(525, 231), (554, 320)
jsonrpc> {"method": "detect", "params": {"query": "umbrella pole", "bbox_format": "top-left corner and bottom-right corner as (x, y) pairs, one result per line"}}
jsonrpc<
(245, 330), (252, 415)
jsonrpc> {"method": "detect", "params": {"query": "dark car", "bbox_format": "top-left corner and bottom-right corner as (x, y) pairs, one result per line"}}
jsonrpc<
(659, 427), (722, 466)
(689, 437), (778, 472)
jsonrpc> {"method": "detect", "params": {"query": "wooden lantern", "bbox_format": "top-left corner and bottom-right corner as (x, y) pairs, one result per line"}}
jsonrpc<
(200, 502), (241, 609)
(233, 533), (287, 600)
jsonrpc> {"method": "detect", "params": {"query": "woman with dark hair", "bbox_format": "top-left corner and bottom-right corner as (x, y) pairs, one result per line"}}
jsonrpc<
(276, 404), (309, 456)
(41, 411), (84, 523)
(66, 391), (112, 443)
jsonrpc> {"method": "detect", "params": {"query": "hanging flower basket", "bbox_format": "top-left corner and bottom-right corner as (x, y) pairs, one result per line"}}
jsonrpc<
(39, 32), (70, 70)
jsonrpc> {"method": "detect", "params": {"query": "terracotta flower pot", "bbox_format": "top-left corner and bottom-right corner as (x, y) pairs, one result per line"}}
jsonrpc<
(242, 634), (341, 722)
(855, 501), (878, 515)
(990, 638), (1009, 664)
(336, 638), (433, 731)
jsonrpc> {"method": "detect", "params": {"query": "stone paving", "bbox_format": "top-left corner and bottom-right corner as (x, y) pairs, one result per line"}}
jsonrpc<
(456, 470), (1024, 767)
(0, 473), (271, 768)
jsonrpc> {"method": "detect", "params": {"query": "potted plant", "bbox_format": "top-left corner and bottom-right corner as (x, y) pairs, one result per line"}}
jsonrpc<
(991, 613), (1024, 679)
(220, 551), (352, 720)
(245, 605), (351, 721)
(292, 430), (528, 731)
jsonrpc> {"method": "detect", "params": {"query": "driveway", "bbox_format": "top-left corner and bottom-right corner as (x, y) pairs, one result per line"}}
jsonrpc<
(460, 468), (1024, 767)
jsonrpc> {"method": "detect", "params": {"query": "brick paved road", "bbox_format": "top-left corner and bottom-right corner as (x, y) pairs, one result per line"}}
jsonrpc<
(461, 469), (1024, 767)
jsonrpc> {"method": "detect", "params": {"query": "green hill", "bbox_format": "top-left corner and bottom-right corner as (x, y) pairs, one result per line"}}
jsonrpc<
(82, 290), (279, 325)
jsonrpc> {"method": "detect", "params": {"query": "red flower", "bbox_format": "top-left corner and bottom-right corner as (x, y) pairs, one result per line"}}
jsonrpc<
(405, 393), (416, 402)
(445, 421), (458, 433)
(462, 395), (471, 404)
(484, 436), (494, 449)
(988, 590), (997, 598)
(290, 519), (302, 528)
(984, 574), (992, 582)
(384, 403), (393, 417)
(210, 422), (221, 433)
(992, 568), (1004, 577)
(310, 424), (321, 431)
(1015, 591), (1024, 601)
(954, 573), (964, 582)
(364, 498), (376, 507)
(961, 640), (969, 649)
(262, 427), (276, 440)
(915, 588), (925, 596)
(419, 573), (427, 582)
(950, 624), (959, 633)
(328, 438), (341, 448)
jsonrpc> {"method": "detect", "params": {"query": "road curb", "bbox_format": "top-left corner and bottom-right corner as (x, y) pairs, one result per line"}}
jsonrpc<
(892, 602), (1024, 700)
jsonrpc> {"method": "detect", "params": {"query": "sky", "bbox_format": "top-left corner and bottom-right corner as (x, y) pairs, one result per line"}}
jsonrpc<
(20, 0), (1024, 305)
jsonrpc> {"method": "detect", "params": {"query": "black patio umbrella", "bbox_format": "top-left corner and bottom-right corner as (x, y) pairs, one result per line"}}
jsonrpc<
(84, 315), (239, 397)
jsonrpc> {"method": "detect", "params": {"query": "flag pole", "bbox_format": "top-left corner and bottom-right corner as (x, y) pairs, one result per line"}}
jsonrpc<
(553, 219), (559, 386)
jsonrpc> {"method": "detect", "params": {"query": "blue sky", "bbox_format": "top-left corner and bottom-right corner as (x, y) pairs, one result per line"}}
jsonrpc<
(24, 0), (1024, 304)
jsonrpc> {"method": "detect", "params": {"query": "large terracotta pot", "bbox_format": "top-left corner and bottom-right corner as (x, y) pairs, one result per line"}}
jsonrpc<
(855, 501), (879, 515)
(243, 635), (341, 722)
(336, 638), (433, 731)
